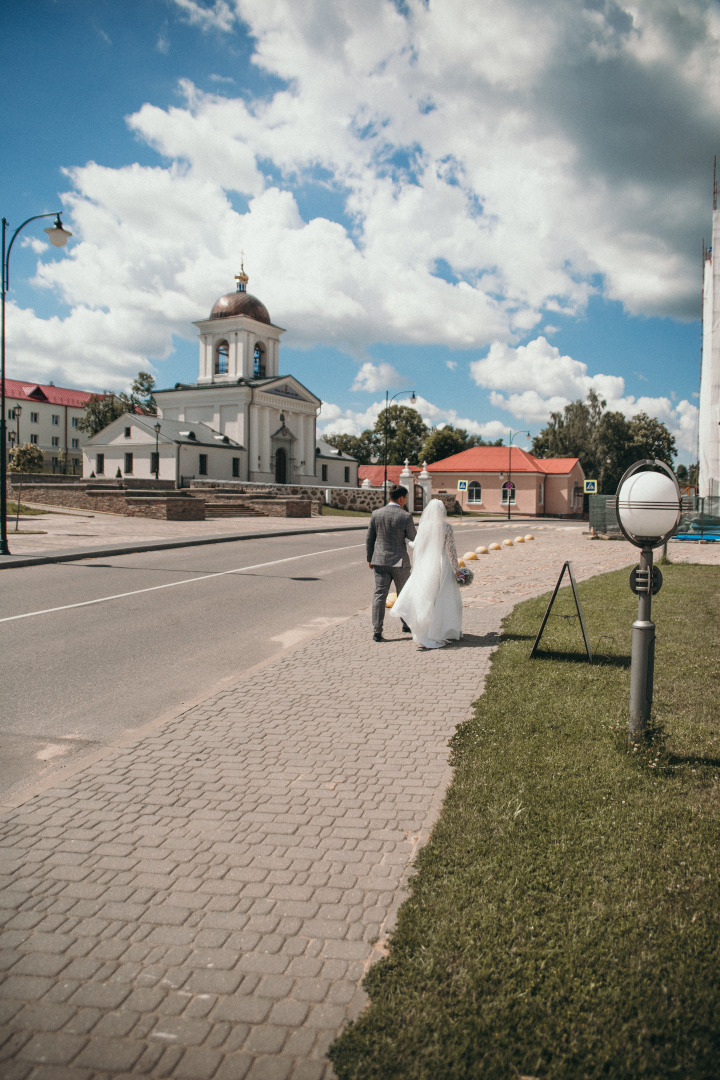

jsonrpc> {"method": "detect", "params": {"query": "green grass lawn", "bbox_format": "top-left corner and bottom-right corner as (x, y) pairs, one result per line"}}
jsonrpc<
(330, 562), (720, 1080)
(6, 502), (46, 516)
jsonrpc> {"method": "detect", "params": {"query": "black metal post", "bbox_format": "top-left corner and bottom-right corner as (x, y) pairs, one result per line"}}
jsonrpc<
(1, 211), (68, 555)
(154, 422), (161, 481)
(629, 546), (656, 740)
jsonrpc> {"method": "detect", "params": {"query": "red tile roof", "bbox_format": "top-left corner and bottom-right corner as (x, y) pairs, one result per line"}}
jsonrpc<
(358, 464), (421, 487)
(5, 378), (99, 408)
(426, 446), (581, 476)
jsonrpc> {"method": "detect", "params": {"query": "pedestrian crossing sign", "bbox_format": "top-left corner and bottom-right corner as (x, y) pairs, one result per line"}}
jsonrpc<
(457, 480), (468, 491)
(584, 480), (598, 494)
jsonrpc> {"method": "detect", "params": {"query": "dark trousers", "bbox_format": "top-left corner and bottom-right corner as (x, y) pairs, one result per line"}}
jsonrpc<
(372, 564), (410, 634)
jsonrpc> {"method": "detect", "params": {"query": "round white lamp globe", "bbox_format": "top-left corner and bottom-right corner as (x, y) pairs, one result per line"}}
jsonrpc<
(616, 470), (680, 544)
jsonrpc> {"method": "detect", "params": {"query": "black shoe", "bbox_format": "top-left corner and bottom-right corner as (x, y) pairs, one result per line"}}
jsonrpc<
(373, 632), (384, 642)
(402, 623), (412, 633)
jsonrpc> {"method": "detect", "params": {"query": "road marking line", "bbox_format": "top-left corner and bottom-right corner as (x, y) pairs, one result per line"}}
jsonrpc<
(0, 543), (364, 624)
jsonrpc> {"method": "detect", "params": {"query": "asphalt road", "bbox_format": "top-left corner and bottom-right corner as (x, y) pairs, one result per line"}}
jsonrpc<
(0, 518), (550, 800)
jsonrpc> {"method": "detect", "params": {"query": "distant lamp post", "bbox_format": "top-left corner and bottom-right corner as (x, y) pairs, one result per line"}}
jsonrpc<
(506, 430), (530, 520)
(1, 211), (72, 555)
(616, 459), (681, 742)
(383, 389), (417, 504)
(13, 404), (21, 447)
(154, 421), (161, 481)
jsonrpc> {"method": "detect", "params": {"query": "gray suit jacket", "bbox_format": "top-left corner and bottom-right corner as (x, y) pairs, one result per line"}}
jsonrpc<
(366, 501), (416, 568)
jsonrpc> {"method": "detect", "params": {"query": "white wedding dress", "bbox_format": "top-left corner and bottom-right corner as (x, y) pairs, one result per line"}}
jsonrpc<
(390, 499), (462, 649)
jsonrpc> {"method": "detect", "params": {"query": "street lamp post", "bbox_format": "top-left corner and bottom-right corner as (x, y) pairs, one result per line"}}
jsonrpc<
(154, 421), (161, 481)
(505, 429), (530, 520)
(383, 389), (417, 504)
(2, 212), (72, 555)
(13, 404), (21, 448)
(615, 459), (681, 743)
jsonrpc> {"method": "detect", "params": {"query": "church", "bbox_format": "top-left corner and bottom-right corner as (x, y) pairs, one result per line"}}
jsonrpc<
(153, 268), (323, 486)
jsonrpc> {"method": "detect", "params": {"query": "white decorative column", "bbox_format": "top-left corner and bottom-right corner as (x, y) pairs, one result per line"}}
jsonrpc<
(418, 461), (432, 510)
(400, 459), (414, 513)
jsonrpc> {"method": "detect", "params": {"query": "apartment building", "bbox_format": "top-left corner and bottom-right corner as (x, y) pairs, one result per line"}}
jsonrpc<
(4, 379), (98, 474)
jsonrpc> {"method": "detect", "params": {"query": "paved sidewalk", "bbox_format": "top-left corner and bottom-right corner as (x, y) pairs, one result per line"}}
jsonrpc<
(0, 508), (371, 570)
(0, 529), (716, 1079)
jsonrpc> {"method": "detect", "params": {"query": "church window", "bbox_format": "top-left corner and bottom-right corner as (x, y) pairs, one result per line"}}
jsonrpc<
(468, 481), (482, 504)
(124, 452), (134, 474)
(321, 464), (328, 481)
(214, 340), (229, 375)
(96, 453), (104, 474)
(124, 426), (131, 438)
(345, 467), (350, 483)
(232, 457), (240, 477)
(253, 343), (266, 378)
(199, 454), (208, 475)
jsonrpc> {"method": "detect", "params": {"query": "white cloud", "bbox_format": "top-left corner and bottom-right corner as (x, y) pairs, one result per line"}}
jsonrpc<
(473, 334), (698, 454)
(12, 0), (718, 417)
(351, 362), (403, 392)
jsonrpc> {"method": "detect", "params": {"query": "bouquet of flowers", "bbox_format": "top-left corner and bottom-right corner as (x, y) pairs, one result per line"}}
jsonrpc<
(456, 566), (474, 587)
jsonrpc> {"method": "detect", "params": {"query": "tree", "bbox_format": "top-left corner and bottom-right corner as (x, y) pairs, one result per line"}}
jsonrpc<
(77, 371), (158, 437)
(76, 393), (128, 436)
(419, 425), (504, 463)
(8, 442), (44, 473)
(532, 391), (677, 494)
(129, 371), (157, 415)
(8, 442), (44, 532)
(419, 425), (470, 464)
(322, 431), (377, 465)
(372, 405), (429, 465)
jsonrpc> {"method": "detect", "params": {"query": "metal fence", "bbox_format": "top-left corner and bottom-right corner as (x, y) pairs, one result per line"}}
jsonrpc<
(589, 493), (720, 539)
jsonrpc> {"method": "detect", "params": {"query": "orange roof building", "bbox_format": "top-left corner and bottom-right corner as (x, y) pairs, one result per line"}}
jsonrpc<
(427, 445), (585, 517)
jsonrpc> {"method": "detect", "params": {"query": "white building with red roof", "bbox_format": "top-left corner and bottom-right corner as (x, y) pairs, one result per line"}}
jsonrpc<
(427, 445), (585, 517)
(4, 378), (98, 475)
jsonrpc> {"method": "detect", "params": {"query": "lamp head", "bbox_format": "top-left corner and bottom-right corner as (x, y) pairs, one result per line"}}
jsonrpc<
(410, 392), (417, 403)
(44, 215), (72, 248)
(615, 460), (681, 548)
(154, 422), (161, 434)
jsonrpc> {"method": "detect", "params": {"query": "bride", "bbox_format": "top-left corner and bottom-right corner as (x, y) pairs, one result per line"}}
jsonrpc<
(390, 497), (462, 649)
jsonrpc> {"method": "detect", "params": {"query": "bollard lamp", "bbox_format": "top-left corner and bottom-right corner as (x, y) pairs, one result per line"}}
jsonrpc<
(615, 459), (681, 742)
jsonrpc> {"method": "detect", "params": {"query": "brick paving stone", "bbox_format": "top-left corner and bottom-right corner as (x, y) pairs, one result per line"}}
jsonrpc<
(1, 527), (710, 1078)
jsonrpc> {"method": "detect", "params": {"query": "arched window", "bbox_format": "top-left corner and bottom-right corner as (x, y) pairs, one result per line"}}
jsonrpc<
(214, 340), (229, 375)
(468, 481), (482, 504)
(253, 343), (266, 378)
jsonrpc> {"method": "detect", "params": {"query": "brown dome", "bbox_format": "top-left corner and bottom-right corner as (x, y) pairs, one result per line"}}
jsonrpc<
(210, 290), (271, 324)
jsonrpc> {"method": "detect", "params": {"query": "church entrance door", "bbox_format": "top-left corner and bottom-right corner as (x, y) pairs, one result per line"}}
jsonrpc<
(275, 447), (287, 484)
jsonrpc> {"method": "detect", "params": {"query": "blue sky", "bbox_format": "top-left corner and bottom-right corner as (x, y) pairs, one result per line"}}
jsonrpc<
(3, 0), (719, 462)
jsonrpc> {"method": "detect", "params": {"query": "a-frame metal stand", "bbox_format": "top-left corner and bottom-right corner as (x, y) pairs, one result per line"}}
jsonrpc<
(530, 561), (592, 663)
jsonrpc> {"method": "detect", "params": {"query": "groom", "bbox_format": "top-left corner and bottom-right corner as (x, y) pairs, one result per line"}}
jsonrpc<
(366, 484), (416, 642)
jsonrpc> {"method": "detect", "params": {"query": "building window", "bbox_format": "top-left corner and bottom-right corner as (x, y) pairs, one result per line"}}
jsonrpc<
(253, 343), (266, 378)
(150, 452), (159, 476)
(51, 457), (59, 470)
(214, 340), (229, 375)
(124, 452), (133, 474)
(71, 438), (79, 449)
(538, 482), (544, 505)
(232, 457), (240, 478)
(344, 466), (350, 483)
(468, 481), (482, 504)
(96, 453), (105, 474)
(71, 417), (79, 427)
(501, 486), (516, 504)
(124, 426), (131, 438)
(7, 409), (13, 420)
(31, 411), (39, 423)
(51, 436), (60, 447)
(321, 464), (328, 481)
(52, 414), (59, 425)
(199, 454), (208, 476)
(30, 433), (38, 444)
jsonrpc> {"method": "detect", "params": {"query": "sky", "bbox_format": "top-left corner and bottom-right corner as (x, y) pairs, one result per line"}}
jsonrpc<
(3, 0), (719, 464)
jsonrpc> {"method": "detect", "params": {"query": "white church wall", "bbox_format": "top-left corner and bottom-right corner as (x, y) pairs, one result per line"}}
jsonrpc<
(699, 213), (720, 497)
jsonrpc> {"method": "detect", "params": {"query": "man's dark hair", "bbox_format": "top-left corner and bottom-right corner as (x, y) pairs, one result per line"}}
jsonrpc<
(390, 485), (408, 501)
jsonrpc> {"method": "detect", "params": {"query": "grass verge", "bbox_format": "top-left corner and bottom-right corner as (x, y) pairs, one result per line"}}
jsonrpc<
(6, 502), (46, 516)
(329, 562), (720, 1079)
(321, 505), (372, 517)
